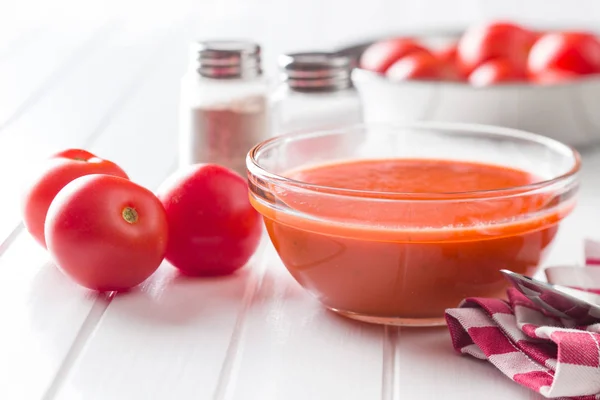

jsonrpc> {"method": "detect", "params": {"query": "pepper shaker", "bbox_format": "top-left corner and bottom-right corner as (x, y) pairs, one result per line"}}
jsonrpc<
(178, 40), (270, 177)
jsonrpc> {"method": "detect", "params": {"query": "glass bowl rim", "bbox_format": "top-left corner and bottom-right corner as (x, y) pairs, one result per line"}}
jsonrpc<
(246, 121), (581, 200)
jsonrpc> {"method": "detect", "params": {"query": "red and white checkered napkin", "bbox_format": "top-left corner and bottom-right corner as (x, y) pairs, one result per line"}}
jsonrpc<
(444, 240), (600, 399)
(445, 289), (600, 399)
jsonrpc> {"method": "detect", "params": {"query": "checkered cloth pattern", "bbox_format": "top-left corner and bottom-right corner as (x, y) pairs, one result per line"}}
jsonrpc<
(586, 240), (600, 266)
(445, 240), (600, 399)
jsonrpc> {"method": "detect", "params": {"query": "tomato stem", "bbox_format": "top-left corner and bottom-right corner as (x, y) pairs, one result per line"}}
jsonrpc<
(122, 207), (138, 224)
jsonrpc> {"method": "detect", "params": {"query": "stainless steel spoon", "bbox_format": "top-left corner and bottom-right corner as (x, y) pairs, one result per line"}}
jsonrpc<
(500, 269), (600, 325)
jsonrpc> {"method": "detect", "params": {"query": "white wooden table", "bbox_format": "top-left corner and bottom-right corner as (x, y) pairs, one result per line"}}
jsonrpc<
(1, 1), (600, 399)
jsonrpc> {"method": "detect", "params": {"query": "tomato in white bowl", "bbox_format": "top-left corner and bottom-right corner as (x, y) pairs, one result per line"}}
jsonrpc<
(346, 21), (600, 147)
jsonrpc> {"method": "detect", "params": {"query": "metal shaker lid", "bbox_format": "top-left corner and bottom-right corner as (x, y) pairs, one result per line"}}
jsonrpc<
(192, 40), (262, 79)
(279, 52), (353, 92)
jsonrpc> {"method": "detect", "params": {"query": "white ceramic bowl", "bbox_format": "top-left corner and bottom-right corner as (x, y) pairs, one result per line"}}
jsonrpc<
(345, 35), (600, 148)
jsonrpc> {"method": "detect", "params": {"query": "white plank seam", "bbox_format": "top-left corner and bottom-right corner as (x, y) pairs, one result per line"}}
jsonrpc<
(41, 291), (115, 400)
(382, 326), (401, 400)
(392, 328), (401, 400)
(0, 20), (120, 132)
(213, 237), (271, 400)
(0, 224), (24, 259)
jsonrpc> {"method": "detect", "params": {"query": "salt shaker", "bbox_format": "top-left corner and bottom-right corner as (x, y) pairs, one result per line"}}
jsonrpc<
(178, 40), (270, 177)
(271, 52), (362, 134)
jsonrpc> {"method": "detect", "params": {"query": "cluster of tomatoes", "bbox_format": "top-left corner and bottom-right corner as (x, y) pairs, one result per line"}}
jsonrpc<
(360, 21), (600, 86)
(20, 149), (263, 292)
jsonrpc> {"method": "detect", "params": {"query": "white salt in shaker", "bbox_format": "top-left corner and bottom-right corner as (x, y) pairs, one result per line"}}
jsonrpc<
(178, 40), (270, 177)
(271, 52), (362, 134)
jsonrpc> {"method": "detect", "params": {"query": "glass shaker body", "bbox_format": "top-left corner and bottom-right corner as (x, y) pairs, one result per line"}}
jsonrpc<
(272, 85), (362, 133)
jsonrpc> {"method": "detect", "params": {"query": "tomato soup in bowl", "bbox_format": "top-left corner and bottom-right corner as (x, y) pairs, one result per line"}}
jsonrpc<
(247, 123), (580, 326)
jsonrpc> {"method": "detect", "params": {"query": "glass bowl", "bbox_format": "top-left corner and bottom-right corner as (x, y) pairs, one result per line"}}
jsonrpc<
(246, 122), (581, 326)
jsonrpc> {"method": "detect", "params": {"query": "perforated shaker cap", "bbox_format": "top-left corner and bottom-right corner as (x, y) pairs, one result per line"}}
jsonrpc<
(279, 52), (353, 92)
(192, 40), (262, 79)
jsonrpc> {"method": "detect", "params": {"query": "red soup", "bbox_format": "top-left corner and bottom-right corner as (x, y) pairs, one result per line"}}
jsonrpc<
(251, 158), (575, 325)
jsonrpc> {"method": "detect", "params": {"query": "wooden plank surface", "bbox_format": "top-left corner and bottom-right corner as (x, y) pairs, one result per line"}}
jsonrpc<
(0, 22), (115, 130)
(1, 1), (600, 399)
(394, 328), (545, 399)
(227, 257), (385, 400)
(0, 20), (190, 400)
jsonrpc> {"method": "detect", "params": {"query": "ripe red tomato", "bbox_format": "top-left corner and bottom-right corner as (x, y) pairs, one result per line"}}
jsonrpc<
(21, 149), (128, 248)
(45, 175), (168, 291)
(457, 21), (536, 75)
(156, 164), (263, 276)
(434, 43), (465, 80)
(531, 30), (545, 42)
(468, 58), (527, 86)
(527, 32), (600, 76)
(532, 69), (579, 85)
(386, 52), (457, 81)
(360, 38), (430, 73)
(436, 43), (458, 65)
